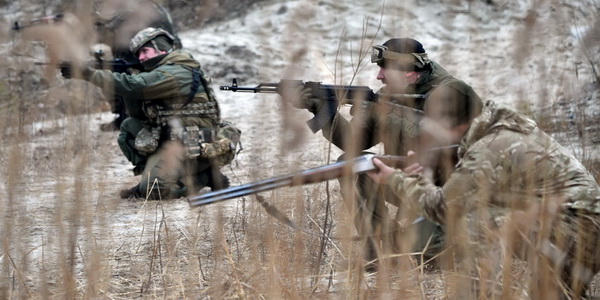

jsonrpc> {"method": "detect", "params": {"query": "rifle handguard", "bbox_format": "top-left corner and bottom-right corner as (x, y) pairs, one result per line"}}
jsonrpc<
(219, 78), (427, 134)
(187, 145), (458, 207)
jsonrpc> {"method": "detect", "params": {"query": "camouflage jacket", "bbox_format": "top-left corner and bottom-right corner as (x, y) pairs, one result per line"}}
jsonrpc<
(321, 61), (481, 157)
(87, 50), (220, 130)
(386, 100), (600, 226)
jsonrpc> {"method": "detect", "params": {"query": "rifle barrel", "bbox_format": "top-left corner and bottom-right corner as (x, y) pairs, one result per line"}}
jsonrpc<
(187, 146), (461, 208)
(219, 81), (281, 93)
(189, 179), (293, 207)
(12, 14), (64, 31)
(192, 173), (295, 203)
(188, 155), (381, 207)
(219, 86), (278, 93)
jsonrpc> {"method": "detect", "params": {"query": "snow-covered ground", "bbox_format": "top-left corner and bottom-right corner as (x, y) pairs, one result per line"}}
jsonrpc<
(185, 0), (598, 105)
(1, 0), (599, 297)
(182, 0), (599, 163)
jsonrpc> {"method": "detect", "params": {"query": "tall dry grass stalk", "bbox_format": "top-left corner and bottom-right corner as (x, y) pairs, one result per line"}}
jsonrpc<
(0, 0), (599, 299)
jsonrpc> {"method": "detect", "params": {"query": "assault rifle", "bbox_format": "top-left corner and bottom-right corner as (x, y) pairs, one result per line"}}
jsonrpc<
(91, 49), (142, 74)
(97, 58), (142, 74)
(188, 154), (408, 207)
(16, 13), (142, 74)
(11, 14), (64, 31)
(35, 58), (141, 74)
(220, 78), (426, 133)
(35, 49), (142, 75)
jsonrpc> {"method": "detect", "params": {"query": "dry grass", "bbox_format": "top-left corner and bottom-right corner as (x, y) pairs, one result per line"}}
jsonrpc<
(1, 0), (600, 299)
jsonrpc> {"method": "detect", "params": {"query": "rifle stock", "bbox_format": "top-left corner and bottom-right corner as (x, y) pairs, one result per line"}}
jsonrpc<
(220, 78), (426, 133)
(188, 154), (408, 207)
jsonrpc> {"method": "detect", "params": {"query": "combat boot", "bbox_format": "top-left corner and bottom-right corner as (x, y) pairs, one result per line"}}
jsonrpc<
(364, 240), (379, 273)
(119, 184), (143, 199)
(208, 169), (230, 191)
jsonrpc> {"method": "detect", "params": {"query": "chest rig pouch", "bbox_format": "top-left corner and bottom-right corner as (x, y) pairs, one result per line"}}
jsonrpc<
(135, 67), (219, 157)
(135, 127), (161, 153)
(169, 125), (215, 158)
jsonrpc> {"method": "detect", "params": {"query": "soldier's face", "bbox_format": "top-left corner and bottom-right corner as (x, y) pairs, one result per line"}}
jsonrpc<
(376, 66), (419, 94)
(137, 47), (166, 62)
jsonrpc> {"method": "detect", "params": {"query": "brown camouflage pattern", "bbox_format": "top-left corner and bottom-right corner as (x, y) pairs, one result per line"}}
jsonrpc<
(387, 100), (600, 224)
(201, 139), (231, 158)
(386, 100), (600, 297)
(318, 60), (482, 265)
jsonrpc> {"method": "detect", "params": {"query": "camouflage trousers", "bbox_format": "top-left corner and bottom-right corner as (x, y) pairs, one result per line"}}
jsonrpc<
(117, 117), (148, 168)
(454, 207), (600, 299)
(118, 118), (224, 199)
(530, 209), (600, 299)
(137, 141), (216, 200)
(337, 153), (446, 269)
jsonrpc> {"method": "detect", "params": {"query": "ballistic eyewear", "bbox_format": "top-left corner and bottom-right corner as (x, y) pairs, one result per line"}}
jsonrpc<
(371, 45), (430, 69)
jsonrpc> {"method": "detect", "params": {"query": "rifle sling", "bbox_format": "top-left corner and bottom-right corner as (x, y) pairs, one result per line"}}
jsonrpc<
(253, 192), (424, 242)
(253, 193), (364, 241)
(184, 67), (201, 106)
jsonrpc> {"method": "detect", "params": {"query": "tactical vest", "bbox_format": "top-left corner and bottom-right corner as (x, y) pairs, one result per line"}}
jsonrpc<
(136, 66), (241, 164)
(143, 67), (219, 126)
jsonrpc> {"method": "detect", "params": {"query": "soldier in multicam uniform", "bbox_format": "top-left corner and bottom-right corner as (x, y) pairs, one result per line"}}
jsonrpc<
(62, 27), (239, 199)
(368, 100), (600, 298)
(291, 38), (482, 270)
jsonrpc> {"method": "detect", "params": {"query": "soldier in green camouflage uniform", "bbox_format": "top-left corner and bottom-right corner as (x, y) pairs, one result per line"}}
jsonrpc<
(368, 100), (600, 298)
(93, 0), (183, 131)
(62, 27), (238, 199)
(293, 38), (482, 269)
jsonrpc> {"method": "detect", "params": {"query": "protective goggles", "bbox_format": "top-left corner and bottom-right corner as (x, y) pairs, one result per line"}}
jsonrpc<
(371, 45), (430, 69)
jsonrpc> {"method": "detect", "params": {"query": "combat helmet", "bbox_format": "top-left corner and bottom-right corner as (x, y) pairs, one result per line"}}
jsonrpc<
(129, 27), (176, 55)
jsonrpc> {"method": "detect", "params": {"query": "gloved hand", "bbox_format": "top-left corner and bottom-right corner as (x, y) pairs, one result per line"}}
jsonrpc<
(59, 62), (73, 79)
(289, 86), (325, 114)
(59, 61), (95, 79)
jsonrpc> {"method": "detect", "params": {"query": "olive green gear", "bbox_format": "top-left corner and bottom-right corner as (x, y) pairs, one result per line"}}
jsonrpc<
(129, 27), (176, 55)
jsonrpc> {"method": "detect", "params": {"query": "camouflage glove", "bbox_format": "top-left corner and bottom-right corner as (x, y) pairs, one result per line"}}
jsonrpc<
(201, 138), (237, 167)
(201, 138), (233, 158)
(290, 86), (325, 114)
